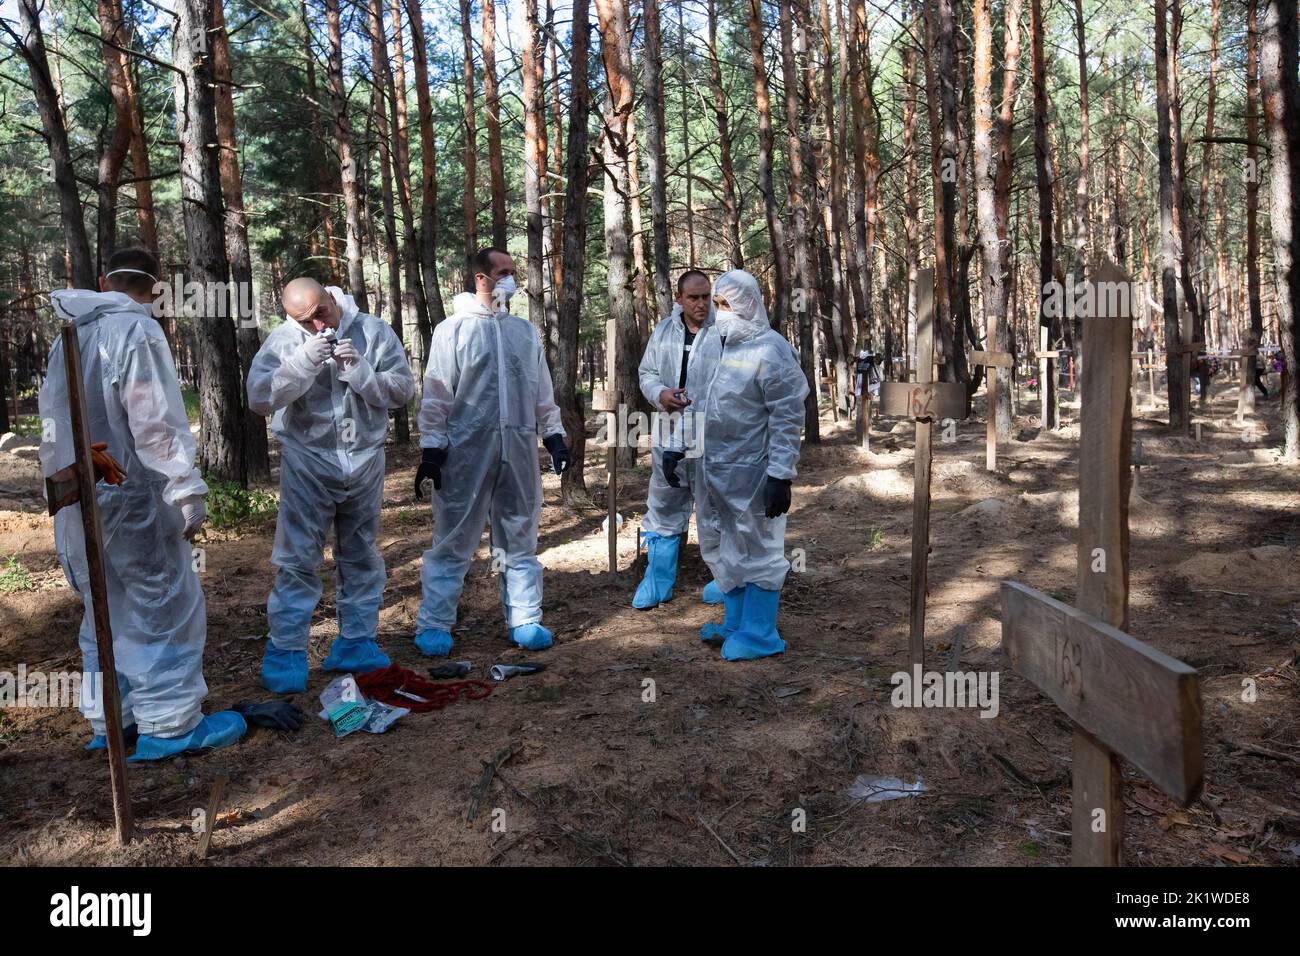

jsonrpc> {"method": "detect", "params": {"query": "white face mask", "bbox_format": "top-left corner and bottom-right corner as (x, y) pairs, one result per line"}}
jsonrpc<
(715, 309), (746, 337)
(492, 274), (518, 309)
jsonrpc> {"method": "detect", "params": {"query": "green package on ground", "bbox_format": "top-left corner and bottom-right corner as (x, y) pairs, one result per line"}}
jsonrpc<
(326, 700), (369, 737)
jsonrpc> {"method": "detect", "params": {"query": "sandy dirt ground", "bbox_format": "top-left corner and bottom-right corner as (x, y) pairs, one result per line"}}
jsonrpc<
(1, 378), (1298, 867)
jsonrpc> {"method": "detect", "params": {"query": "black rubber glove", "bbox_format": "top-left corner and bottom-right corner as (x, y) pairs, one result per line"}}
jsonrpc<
(662, 450), (686, 488)
(543, 434), (571, 475)
(232, 701), (306, 731)
(764, 476), (792, 519)
(415, 446), (447, 499)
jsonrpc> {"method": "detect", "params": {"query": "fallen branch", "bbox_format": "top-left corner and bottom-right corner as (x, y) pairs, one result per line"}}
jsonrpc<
(465, 741), (521, 824)
(697, 814), (743, 865)
(1219, 737), (1300, 766)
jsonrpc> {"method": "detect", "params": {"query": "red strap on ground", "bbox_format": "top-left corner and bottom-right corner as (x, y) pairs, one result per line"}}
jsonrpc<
(355, 665), (493, 713)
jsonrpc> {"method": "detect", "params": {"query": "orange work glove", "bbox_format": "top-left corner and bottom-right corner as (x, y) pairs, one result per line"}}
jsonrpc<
(90, 442), (128, 486)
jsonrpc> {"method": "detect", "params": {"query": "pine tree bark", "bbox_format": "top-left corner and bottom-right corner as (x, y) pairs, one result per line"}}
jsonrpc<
(523, 0), (547, 333)
(746, 0), (790, 330)
(386, 0), (432, 374)
(15, 0), (94, 289)
(212, 1), (271, 478)
(483, 0), (507, 249)
(301, 1), (341, 285)
(1260, 0), (1300, 459)
(973, 0), (1006, 457)
(172, 0), (246, 482)
(1156, 0), (1188, 431)
(993, 0), (1022, 437)
(94, 0), (133, 270)
(1030, 0), (1057, 426)
(643, 0), (672, 316)
(779, 0), (821, 441)
(367, 0), (410, 443)
(1244, 0), (1265, 415)
(460, 0), (479, 259)
(706, 0), (743, 269)
(325, 0), (368, 309)
(406, 0), (448, 345)
(594, 0), (641, 468)
(557, 0), (592, 502)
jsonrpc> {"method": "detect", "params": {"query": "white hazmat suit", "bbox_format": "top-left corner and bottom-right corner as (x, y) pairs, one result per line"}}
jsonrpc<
(637, 303), (721, 537)
(692, 270), (808, 660)
(416, 291), (564, 645)
(247, 287), (415, 688)
(39, 290), (210, 738)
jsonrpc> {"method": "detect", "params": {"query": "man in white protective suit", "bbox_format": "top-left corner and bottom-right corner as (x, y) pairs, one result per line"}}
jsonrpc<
(247, 277), (416, 693)
(39, 247), (247, 760)
(631, 269), (725, 610)
(692, 269), (808, 661)
(412, 247), (571, 656)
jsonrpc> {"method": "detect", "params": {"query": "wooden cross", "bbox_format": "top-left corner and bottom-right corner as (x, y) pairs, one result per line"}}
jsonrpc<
(45, 322), (135, 845)
(1000, 261), (1203, 866)
(879, 269), (968, 669)
(969, 349), (1013, 472)
(1035, 337), (1060, 429)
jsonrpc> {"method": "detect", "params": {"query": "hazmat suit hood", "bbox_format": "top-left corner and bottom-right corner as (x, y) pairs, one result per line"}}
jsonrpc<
(50, 288), (152, 323)
(712, 270), (769, 344)
(325, 285), (361, 332)
(452, 291), (492, 317)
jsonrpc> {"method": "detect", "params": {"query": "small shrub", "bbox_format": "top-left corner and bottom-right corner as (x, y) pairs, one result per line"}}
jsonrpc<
(205, 481), (279, 531)
(0, 553), (35, 594)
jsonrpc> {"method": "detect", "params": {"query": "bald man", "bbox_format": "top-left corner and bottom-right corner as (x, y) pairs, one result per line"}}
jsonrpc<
(247, 279), (416, 693)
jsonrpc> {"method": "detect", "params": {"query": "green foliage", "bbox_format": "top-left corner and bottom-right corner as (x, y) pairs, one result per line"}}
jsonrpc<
(0, 554), (35, 595)
(204, 480), (279, 531)
(182, 388), (200, 425)
(9, 415), (42, 438)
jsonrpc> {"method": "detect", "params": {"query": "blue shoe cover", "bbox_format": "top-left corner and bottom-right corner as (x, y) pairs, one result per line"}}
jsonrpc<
(702, 580), (725, 605)
(700, 586), (745, 645)
(415, 628), (454, 657)
(633, 532), (680, 609)
(128, 711), (247, 763)
(721, 584), (786, 661)
(262, 645), (308, 694)
(511, 622), (553, 650)
(322, 637), (391, 674)
(86, 724), (138, 752)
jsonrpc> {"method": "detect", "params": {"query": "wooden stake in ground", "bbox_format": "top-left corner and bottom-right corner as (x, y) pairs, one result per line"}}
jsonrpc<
(1001, 260), (1202, 866)
(880, 269), (967, 669)
(197, 773), (228, 860)
(1233, 346), (1259, 424)
(44, 322), (134, 844)
(969, 348), (1013, 470)
(596, 314), (620, 574)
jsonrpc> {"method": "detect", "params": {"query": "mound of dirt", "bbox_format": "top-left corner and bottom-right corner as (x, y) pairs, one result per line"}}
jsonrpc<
(1018, 488), (1080, 527)
(1172, 545), (1300, 596)
(831, 468), (914, 500)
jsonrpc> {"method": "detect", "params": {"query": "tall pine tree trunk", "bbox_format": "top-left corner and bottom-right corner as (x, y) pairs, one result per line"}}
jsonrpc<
(1261, 0), (1300, 459)
(325, 0), (368, 309)
(212, 1), (271, 479)
(557, 0), (592, 503)
(172, 0), (245, 482)
(16, 0), (94, 289)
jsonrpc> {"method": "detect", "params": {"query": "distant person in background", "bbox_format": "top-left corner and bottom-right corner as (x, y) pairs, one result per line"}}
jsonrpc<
(39, 247), (246, 760)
